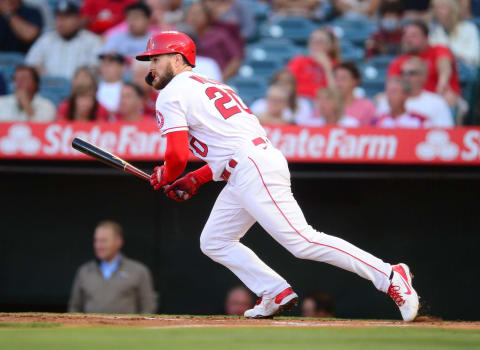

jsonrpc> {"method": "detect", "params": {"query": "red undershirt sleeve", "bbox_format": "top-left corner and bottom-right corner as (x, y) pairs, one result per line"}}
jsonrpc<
(161, 131), (213, 186)
(161, 131), (190, 185)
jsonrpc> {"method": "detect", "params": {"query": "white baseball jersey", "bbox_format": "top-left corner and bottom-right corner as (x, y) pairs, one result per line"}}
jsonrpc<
(155, 71), (266, 181)
(155, 68), (394, 307)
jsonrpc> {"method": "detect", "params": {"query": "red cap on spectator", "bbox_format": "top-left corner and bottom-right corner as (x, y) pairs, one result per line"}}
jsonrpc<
(136, 31), (196, 67)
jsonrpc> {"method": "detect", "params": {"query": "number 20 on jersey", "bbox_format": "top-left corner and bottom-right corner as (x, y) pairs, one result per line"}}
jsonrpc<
(190, 75), (253, 119)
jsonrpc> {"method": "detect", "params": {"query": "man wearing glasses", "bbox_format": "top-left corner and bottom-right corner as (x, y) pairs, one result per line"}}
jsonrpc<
(378, 57), (453, 127)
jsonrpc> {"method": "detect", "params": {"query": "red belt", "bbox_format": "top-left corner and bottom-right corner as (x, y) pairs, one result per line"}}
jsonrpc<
(221, 138), (266, 181)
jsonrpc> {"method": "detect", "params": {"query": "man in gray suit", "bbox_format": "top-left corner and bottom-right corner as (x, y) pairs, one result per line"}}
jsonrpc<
(69, 220), (157, 314)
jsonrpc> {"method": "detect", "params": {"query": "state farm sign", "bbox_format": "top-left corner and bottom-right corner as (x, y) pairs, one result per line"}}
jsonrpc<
(0, 122), (479, 165)
(0, 122), (167, 160)
(267, 128), (397, 160)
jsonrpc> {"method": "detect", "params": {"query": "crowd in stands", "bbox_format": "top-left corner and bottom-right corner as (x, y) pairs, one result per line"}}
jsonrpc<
(1, 0), (480, 127)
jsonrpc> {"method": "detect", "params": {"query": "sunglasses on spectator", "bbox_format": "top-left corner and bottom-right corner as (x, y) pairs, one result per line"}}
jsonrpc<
(401, 70), (421, 76)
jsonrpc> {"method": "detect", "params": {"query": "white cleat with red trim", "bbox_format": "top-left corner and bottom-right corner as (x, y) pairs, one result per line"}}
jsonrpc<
(244, 287), (299, 319)
(388, 263), (419, 322)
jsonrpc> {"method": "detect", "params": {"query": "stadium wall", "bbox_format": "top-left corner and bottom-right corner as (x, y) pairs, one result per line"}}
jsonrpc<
(0, 162), (478, 320)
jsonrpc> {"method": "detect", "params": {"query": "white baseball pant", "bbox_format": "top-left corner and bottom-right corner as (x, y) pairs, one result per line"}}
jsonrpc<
(200, 140), (392, 299)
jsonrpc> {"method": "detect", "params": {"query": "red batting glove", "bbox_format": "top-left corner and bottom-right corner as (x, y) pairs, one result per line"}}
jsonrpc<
(163, 172), (200, 202)
(150, 165), (165, 190)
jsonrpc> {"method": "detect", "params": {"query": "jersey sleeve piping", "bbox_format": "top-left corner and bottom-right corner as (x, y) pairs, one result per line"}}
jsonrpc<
(161, 126), (189, 136)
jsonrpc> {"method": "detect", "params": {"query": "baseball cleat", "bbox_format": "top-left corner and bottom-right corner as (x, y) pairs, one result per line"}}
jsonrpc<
(388, 263), (419, 322)
(244, 287), (298, 319)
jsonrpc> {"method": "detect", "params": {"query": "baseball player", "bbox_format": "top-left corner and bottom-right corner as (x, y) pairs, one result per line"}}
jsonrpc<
(136, 31), (420, 321)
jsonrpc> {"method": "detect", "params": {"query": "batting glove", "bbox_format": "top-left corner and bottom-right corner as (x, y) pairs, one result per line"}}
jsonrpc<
(150, 165), (165, 190)
(163, 172), (200, 202)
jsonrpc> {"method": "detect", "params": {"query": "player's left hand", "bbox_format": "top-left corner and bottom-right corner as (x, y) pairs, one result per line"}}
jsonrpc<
(163, 172), (199, 202)
(150, 165), (165, 190)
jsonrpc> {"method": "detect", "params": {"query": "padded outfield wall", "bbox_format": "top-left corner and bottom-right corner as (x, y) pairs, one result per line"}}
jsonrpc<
(0, 161), (478, 320)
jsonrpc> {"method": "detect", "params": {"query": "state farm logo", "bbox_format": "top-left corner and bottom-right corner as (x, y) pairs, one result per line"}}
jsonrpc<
(0, 124), (41, 155)
(416, 130), (459, 161)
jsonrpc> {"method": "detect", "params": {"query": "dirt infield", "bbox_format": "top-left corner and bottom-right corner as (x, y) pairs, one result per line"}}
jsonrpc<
(1, 313), (479, 329)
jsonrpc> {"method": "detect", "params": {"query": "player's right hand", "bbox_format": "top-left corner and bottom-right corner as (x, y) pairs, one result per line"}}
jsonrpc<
(163, 172), (199, 202)
(150, 165), (165, 190)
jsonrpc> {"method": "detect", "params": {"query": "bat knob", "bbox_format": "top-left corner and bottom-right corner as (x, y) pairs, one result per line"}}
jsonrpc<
(175, 190), (190, 201)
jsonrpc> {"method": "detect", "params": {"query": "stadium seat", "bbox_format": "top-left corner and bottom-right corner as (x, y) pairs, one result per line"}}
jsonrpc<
(247, 38), (302, 65)
(259, 17), (317, 44)
(227, 76), (268, 106)
(340, 40), (365, 63)
(330, 17), (376, 46)
(0, 52), (25, 83)
(238, 56), (283, 81)
(359, 62), (386, 98)
(457, 60), (477, 99)
(365, 54), (396, 70)
(39, 76), (71, 106)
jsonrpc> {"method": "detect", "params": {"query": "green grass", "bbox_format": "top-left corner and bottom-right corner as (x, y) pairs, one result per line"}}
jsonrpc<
(0, 327), (479, 350)
(0, 322), (60, 328)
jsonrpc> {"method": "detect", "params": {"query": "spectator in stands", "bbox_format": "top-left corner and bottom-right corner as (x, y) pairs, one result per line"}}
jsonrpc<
(131, 60), (158, 116)
(97, 52), (126, 114)
(252, 70), (313, 124)
(224, 286), (254, 316)
(429, 0), (480, 67)
(388, 20), (461, 107)
(202, 0), (255, 40)
(115, 83), (150, 122)
(334, 62), (376, 126)
(57, 67), (109, 122)
(332, 0), (382, 18)
(378, 57), (453, 127)
(372, 77), (427, 128)
(70, 66), (98, 93)
(103, 2), (153, 60)
(57, 86), (109, 122)
(301, 292), (335, 318)
(25, 0), (103, 80)
(105, 0), (174, 39)
(0, 0), (43, 53)
(365, 0), (404, 58)
(69, 220), (158, 314)
(304, 87), (358, 127)
(80, 0), (137, 35)
(0, 64), (55, 122)
(257, 85), (291, 125)
(287, 28), (339, 100)
(177, 26), (223, 81)
(185, 1), (243, 81)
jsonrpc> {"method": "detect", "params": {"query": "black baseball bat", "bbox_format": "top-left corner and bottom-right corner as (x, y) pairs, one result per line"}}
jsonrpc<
(72, 137), (151, 181)
(72, 137), (187, 199)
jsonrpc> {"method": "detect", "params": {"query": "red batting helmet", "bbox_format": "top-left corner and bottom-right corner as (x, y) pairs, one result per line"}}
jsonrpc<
(136, 31), (196, 67)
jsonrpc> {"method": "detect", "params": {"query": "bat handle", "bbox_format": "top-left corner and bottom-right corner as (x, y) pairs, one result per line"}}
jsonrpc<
(124, 164), (151, 181)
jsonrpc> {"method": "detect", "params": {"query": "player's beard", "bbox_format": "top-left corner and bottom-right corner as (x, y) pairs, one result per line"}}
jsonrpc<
(152, 64), (175, 90)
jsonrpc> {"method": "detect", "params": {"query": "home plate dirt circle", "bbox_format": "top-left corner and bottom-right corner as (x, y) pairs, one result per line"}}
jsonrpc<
(1, 314), (480, 329)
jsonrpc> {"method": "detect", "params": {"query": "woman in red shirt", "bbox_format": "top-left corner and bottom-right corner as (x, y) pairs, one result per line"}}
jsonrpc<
(57, 67), (109, 122)
(287, 28), (339, 99)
